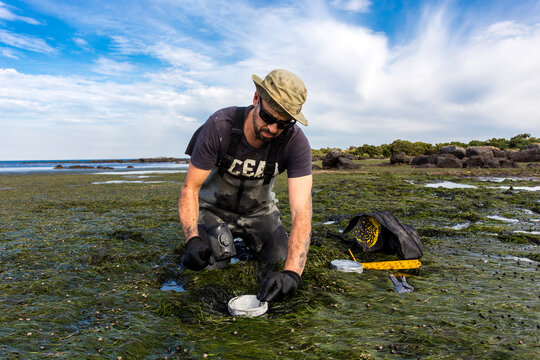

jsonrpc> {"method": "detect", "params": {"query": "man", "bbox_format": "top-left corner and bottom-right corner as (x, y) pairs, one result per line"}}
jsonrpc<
(178, 69), (312, 302)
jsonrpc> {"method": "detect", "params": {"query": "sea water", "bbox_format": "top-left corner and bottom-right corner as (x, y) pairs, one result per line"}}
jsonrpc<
(0, 160), (189, 174)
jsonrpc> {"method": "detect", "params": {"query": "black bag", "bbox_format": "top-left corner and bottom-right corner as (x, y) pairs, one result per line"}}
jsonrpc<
(329, 211), (423, 260)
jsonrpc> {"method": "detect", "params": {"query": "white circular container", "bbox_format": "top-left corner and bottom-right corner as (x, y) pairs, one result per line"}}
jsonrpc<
(330, 259), (364, 273)
(228, 295), (268, 317)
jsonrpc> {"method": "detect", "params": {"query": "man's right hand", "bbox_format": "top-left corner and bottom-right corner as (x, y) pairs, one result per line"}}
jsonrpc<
(181, 236), (213, 270)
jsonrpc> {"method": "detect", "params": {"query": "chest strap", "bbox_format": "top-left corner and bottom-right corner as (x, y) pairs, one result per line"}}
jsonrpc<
(217, 107), (245, 177)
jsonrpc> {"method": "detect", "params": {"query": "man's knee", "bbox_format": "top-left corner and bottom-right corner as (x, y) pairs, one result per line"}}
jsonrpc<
(257, 226), (288, 263)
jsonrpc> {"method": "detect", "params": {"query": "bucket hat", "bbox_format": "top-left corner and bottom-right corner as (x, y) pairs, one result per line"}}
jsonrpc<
(252, 69), (308, 126)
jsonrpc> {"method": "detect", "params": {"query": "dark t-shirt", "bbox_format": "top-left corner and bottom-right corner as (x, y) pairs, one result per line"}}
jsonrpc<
(186, 106), (312, 178)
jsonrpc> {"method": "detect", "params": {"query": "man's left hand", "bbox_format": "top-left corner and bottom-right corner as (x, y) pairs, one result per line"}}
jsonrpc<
(257, 271), (300, 302)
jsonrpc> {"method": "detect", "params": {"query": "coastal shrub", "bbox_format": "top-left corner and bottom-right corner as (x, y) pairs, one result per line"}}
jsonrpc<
(311, 134), (538, 157)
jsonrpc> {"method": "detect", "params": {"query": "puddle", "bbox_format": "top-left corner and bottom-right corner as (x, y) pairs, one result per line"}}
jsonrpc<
(323, 220), (337, 225)
(475, 176), (539, 182)
(487, 215), (519, 223)
(425, 181), (477, 189)
(160, 280), (185, 292)
(451, 222), (471, 230)
(514, 230), (540, 235)
(404, 180), (415, 184)
(92, 180), (167, 184)
(487, 185), (540, 192)
(94, 170), (185, 175)
(0, 187), (14, 190)
(505, 255), (537, 263)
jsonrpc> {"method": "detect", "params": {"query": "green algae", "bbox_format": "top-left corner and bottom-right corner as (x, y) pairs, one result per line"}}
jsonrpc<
(1, 165), (539, 359)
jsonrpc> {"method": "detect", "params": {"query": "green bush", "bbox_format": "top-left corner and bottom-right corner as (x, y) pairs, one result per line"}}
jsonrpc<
(311, 134), (538, 158)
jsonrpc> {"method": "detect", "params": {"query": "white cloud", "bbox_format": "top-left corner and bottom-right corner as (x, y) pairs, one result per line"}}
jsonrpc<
(0, 46), (18, 59)
(1, 1), (540, 159)
(0, 29), (55, 53)
(149, 43), (215, 70)
(330, 0), (371, 13)
(92, 57), (135, 75)
(0, 2), (40, 24)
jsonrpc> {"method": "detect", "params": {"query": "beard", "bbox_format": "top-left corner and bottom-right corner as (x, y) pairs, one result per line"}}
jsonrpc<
(253, 116), (278, 142)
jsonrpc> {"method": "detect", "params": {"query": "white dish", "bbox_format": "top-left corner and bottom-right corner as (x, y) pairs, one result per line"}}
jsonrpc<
(330, 259), (364, 273)
(228, 295), (268, 317)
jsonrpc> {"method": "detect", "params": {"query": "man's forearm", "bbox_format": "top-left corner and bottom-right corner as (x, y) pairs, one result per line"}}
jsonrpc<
(178, 185), (200, 241)
(283, 210), (312, 276)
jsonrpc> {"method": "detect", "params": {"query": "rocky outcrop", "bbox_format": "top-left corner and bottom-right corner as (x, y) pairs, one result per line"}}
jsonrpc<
(438, 145), (466, 159)
(411, 154), (463, 168)
(322, 150), (361, 169)
(462, 155), (499, 168)
(392, 143), (539, 169)
(435, 154), (463, 168)
(466, 146), (496, 158)
(507, 143), (540, 162)
(390, 152), (412, 165)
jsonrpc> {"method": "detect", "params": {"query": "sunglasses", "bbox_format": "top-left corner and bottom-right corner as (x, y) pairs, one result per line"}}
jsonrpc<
(258, 97), (296, 129)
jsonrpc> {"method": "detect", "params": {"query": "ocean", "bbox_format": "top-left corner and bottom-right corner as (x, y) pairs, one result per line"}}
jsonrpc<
(0, 159), (189, 174)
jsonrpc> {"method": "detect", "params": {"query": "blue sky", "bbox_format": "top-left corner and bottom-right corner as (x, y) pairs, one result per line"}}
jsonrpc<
(1, 0), (539, 160)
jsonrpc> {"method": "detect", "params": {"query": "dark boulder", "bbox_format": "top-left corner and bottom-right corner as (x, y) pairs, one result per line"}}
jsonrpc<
(411, 155), (431, 166)
(390, 152), (412, 165)
(322, 150), (361, 169)
(466, 146), (495, 158)
(68, 165), (95, 169)
(522, 143), (540, 152)
(97, 166), (114, 170)
(312, 164), (322, 170)
(435, 154), (463, 168)
(463, 155), (500, 168)
(438, 145), (466, 159)
(53, 165), (64, 169)
(507, 143), (540, 162)
(492, 148), (507, 158)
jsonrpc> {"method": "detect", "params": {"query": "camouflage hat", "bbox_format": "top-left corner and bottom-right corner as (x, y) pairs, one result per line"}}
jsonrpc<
(252, 69), (308, 126)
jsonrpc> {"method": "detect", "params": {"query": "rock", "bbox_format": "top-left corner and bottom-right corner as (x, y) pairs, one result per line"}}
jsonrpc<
(435, 154), (463, 168)
(322, 150), (361, 169)
(312, 164), (322, 170)
(507, 144), (540, 162)
(53, 165), (64, 169)
(390, 152), (411, 164)
(466, 146), (496, 158)
(68, 165), (95, 169)
(438, 145), (466, 159)
(463, 155), (500, 168)
(522, 143), (540, 152)
(127, 165), (134, 168)
(526, 163), (540, 168)
(492, 149), (507, 158)
(411, 155), (431, 166)
(335, 156), (361, 169)
(97, 166), (114, 170)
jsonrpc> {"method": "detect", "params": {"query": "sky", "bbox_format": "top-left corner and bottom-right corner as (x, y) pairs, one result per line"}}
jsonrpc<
(1, 0), (539, 160)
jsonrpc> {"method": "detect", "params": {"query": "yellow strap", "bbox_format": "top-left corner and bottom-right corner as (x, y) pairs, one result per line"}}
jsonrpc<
(361, 259), (421, 270)
(348, 248), (357, 262)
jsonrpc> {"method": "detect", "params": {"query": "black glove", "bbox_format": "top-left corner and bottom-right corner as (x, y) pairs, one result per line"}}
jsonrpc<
(257, 271), (300, 302)
(181, 236), (214, 271)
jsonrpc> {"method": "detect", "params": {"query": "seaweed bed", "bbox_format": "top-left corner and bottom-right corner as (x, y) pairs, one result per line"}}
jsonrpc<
(0, 162), (539, 359)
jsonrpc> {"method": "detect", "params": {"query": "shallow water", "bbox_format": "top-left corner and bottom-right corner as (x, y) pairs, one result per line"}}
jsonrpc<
(424, 181), (477, 189)
(160, 280), (185, 292)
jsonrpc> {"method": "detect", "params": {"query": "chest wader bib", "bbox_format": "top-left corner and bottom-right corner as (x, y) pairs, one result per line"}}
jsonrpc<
(198, 107), (289, 215)
(197, 107), (291, 262)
